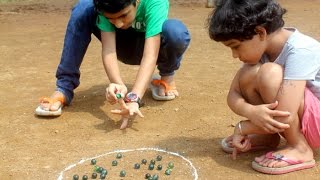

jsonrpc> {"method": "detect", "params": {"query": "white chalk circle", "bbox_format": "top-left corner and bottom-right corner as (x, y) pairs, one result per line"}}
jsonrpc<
(57, 147), (198, 180)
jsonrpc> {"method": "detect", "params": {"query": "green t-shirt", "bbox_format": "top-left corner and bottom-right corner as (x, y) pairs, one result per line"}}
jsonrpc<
(96, 0), (169, 38)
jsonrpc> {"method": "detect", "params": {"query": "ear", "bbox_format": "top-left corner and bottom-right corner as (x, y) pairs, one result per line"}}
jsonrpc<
(254, 26), (267, 40)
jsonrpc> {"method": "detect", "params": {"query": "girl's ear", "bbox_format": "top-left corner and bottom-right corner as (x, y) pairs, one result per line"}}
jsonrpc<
(254, 26), (267, 40)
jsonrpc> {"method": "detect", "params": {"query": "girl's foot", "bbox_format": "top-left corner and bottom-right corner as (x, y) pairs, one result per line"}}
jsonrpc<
(254, 144), (314, 168)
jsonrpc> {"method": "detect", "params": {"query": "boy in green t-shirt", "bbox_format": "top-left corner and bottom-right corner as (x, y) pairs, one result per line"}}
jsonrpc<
(35, 0), (190, 129)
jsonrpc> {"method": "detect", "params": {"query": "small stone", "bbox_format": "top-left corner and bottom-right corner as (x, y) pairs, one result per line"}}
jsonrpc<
(165, 169), (172, 175)
(150, 159), (156, 165)
(156, 155), (162, 161)
(91, 159), (97, 165)
(148, 164), (154, 170)
(134, 163), (140, 169)
(100, 173), (106, 179)
(98, 167), (104, 173)
(120, 170), (126, 177)
(116, 153), (123, 159)
(156, 165), (162, 170)
(116, 93), (122, 99)
(91, 173), (97, 179)
(101, 169), (108, 175)
(112, 160), (118, 166)
(73, 175), (79, 180)
(152, 174), (159, 180)
(141, 159), (147, 164)
(82, 175), (88, 180)
(145, 173), (151, 179)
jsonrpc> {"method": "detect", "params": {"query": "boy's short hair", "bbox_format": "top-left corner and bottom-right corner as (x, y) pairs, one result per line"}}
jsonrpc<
(94, 0), (136, 14)
(208, 0), (287, 41)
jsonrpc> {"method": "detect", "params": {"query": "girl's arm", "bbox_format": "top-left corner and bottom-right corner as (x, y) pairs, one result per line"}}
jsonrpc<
(273, 80), (306, 124)
(232, 120), (269, 155)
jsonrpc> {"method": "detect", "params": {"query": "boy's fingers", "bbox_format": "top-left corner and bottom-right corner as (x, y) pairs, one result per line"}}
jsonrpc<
(120, 118), (129, 130)
(118, 99), (128, 109)
(111, 109), (128, 115)
(136, 110), (144, 118)
(110, 109), (122, 114)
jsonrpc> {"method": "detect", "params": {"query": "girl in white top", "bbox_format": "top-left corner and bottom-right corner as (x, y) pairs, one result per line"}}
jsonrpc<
(208, 0), (320, 175)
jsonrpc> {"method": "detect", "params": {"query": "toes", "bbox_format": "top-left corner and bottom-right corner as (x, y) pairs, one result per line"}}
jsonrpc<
(40, 102), (50, 111)
(254, 154), (266, 163)
(158, 86), (166, 96)
(50, 102), (62, 111)
(170, 89), (179, 97)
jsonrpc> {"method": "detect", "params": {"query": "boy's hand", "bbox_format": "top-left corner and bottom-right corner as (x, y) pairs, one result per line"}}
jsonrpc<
(106, 83), (127, 105)
(111, 100), (144, 129)
(248, 101), (290, 134)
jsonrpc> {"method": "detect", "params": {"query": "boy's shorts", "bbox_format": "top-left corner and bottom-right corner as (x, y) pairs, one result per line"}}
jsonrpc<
(301, 88), (320, 149)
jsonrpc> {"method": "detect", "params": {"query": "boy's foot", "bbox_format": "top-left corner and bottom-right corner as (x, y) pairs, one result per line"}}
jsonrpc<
(35, 91), (65, 116)
(252, 145), (315, 174)
(221, 134), (280, 153)
(150, 74), (179, 101)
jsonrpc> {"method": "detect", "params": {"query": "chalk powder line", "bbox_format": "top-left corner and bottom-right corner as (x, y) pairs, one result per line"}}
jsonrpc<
(57, 147), (198, 180)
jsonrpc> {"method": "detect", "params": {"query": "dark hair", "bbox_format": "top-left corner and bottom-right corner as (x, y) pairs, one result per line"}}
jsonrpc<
(94, 0), (136, 14)
(207, 0), (287, 41)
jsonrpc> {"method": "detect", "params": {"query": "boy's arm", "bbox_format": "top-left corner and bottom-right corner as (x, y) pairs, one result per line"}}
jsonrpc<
(130, 34), (160, 98)
(101, 31), (125, 85)
(227, 67), (290, 133)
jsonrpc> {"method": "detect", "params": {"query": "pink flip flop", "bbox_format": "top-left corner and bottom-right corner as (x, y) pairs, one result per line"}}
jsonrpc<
(252, 151), (316, 175)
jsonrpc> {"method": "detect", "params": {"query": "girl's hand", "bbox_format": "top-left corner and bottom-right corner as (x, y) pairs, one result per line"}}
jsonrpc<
(232, 122), (251, 160)
(248, 101), (290, 133)
(106, 83), (127, 105)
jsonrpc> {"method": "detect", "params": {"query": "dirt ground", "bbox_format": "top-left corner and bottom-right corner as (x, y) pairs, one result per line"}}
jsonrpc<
(1, 0), (320, 179)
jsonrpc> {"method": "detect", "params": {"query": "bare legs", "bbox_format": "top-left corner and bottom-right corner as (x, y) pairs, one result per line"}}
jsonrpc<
(237, 62), (313, 167)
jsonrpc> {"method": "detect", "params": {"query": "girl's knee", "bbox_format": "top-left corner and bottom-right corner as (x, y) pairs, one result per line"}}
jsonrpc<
(258, 63), (283, 87)
(238, 64), (261, 82)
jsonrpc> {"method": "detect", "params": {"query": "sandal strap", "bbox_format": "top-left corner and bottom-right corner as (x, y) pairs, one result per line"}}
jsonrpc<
(265, 151), (303, 165)
(39, 96), (65, 105)
(151, 79), (172, 93)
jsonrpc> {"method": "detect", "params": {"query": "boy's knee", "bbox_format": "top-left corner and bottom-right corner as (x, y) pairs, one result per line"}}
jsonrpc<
(71, 0), (95, 18)
(162, 19), (190, 49)
(69, 0), (96, 33)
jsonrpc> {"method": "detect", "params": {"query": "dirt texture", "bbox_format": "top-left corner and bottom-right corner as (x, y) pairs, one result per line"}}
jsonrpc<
(0, 0), (320, 179)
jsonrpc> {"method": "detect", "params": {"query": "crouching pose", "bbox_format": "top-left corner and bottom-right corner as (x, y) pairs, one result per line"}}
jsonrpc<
(208, 0), (320, 174)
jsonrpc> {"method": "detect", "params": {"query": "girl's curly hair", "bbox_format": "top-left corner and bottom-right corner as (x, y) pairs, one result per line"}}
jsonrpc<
(207, 0), (287, 41)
